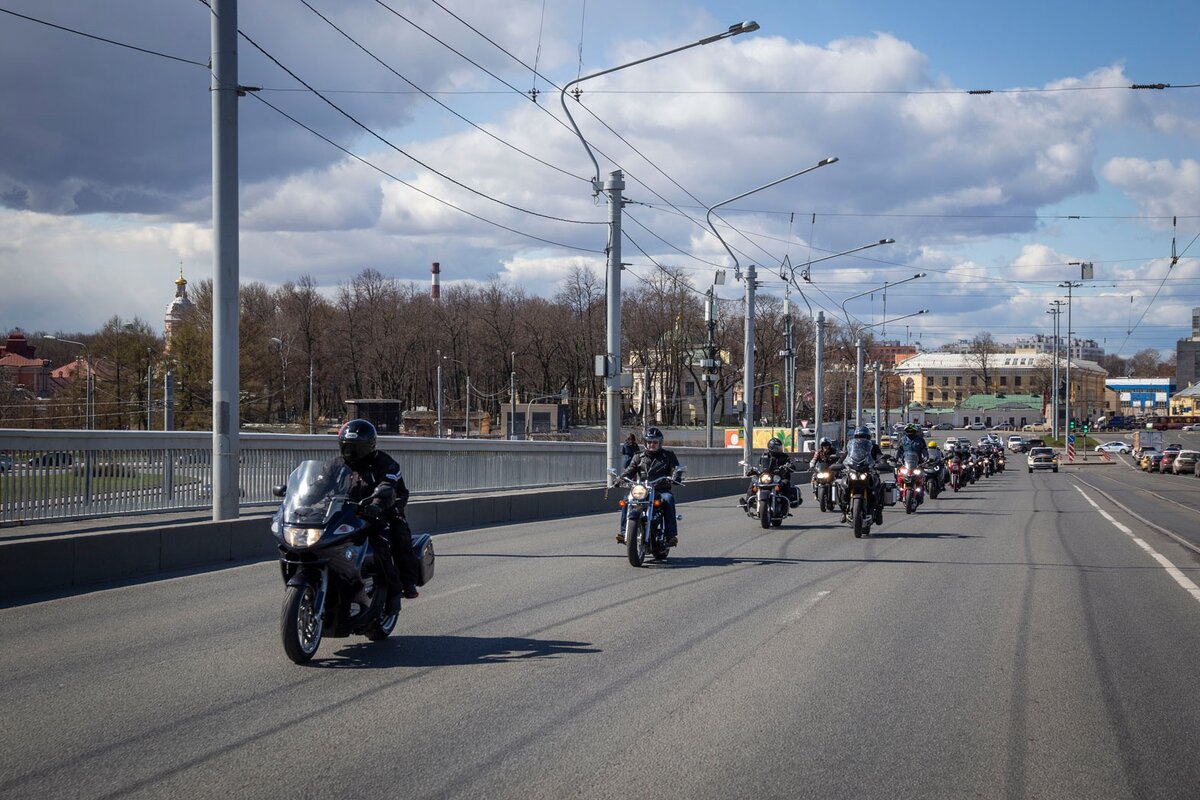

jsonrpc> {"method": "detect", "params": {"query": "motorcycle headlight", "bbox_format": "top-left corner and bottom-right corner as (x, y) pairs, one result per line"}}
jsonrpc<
(630, 484), (649, 500)
(817, 471), (829, 479)
(913, 468), (922, 475)
(760, 473), (773, 483)
(283, 526), (323, 548)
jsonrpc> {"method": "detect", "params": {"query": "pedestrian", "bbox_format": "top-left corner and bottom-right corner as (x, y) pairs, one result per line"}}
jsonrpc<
(621, 432), (639, 468)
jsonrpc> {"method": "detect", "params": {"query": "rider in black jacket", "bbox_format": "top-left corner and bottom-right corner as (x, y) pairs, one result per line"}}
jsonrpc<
(617, 427), (682, 546)
(740, 437), (801, 508)
(338, 419), (421, 613)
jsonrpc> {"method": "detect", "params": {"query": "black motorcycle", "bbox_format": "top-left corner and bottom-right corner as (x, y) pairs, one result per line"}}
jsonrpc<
(843, 444), (891, 538)
(611, 466), (685, 567)
(271, 459), (434, 664)
(739, 459), (795, 528)
(811, 461), (843, 512)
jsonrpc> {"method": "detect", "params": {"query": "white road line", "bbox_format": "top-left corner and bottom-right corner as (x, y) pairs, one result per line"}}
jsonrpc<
(784, 590), (832, 624)
(1073, 485), (1200, 605)
(422, 582), (483, 602)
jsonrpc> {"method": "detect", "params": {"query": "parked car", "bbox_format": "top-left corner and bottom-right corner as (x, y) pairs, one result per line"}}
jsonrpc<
(1181, 424), (1198, 431)
(0, 455), (13, 473)
(965, 422), (986, 431)
(1171, 450), (1200, 474)
(933, 422), (954, 431)
(1007, 435), (1026, 453)
(27, 452), (73, 467)
(1027, 447), (1059, 473)
(1094, 441), (1131, 454)
(992, 422), (1015, 431)
(1159, 450), (1179, 473)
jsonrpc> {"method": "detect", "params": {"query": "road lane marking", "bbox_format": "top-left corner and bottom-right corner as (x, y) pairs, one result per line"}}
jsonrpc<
(1073, 485), (1200, 605)
(422, 583), (483, 602)
(1073, 474), (1200, 557)
(783, 590), (831, 624)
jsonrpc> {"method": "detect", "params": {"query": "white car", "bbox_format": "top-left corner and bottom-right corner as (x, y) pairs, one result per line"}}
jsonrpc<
(1094, 441), (1131, 454)
(1007, 435), (1025, 452)
(1028, 447), (1059, 473)
(965, 422), (986, 430)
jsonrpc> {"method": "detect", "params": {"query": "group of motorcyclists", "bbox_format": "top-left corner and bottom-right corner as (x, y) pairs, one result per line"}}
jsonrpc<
(734, 423), (1008, 527)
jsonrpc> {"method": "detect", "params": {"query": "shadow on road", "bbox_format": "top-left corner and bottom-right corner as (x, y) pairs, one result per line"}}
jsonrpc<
(316, 634), (602, 669)
(648, 555), (933, 569)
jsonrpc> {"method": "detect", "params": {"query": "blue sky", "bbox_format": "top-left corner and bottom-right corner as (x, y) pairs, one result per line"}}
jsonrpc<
(1, 0), (1197, 358)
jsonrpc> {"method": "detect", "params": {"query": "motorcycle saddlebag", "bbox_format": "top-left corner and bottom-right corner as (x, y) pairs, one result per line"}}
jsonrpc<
(882, 481), (899, 506)
(411, 533), (435, 586)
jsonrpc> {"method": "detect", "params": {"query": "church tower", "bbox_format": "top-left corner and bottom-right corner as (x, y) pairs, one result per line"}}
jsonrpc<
(164, 263), (193, 351)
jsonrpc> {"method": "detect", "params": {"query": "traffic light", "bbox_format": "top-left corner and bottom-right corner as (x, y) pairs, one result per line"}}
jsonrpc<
(1083, 423), (1089, 434)
(1069, 420), (1075, 431)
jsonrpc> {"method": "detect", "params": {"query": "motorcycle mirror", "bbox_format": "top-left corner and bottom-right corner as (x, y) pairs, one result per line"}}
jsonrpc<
(271, 485), (286, 498)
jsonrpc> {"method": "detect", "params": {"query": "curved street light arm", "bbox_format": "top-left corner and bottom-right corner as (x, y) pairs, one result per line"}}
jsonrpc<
(561, 21), (760, 192)
(839, 272), (926, 329)
(706, 157), (838, 279)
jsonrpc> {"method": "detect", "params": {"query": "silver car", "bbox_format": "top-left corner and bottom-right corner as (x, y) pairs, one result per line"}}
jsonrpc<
(1027, 447), (1059, 473)
(1172, 450), (1200, 474)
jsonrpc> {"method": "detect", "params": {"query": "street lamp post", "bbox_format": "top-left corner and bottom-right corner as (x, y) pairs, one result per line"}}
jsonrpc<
(270, 337), (314, 434)
(706, 158), (839, 466)
(838, 274), (926, 427)
(509, 351), (517, 441)
(46, 335), (92, 430)
(436, 350), (443, 438)
(562, 20), (760, 482)
(1059, 280), (1083, 439)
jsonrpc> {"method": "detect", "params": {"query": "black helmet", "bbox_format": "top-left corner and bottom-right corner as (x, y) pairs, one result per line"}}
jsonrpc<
(819, 437), (832, 447)
(853, 426), (871, 439)
(904, 423), (918, 435)
(767, 436), (783, 454)
(644, 426), (664, 451)
(338, 419), (377, 466)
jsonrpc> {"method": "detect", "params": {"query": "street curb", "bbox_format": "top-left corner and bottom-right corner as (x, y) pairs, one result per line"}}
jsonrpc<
(0, 476), (747, 600)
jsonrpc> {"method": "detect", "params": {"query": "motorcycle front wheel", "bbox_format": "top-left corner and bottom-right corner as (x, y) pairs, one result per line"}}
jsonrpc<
(851, 498), (866, 538)
(759, 495), (772, 529)
(281, 584), (323, 664)
(819, 486), (829, 512)
(905, 492), (917, 514)
(627, 519), (646, 567)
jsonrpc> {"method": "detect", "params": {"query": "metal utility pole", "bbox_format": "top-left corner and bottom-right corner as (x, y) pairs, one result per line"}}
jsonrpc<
(1047, 303), (1064, 438)
(854, 338), (865, 428)
(211, 0), (240, 521)
(509, 351), (516, 441)
(874, 362), (881, 437)
(465, 375), (471, 438)
(606, 170), (625, 475)
(1060, 282), (1082, 437)
(704, 288), (718, 447)
(743, 262), (757, 464)
(307, 353), (314, 434)
(163, 370), (175, 431)
(436, 349), (443, 438)
(814, 311), (825, 444)
(781, 293), (796, 448)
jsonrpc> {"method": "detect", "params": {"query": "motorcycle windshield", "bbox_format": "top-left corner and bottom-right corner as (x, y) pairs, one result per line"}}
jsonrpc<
(283, 459), (353, 526)
(904, 453), (922, 470)
(845, 439), (874, 467)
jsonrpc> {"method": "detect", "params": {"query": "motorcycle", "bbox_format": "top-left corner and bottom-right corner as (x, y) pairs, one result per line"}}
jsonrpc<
(739, 460), (795, 528)
(843, 443), (892, 538)
(995, 452), (1006, 473)
(271, 460), (435, 664)
(610, 466), (686, 566)
(926, 460), (944, 499)
(896, 454), (926, 514)
(811, 461), (843, 512)
(948, 458), (962, 492)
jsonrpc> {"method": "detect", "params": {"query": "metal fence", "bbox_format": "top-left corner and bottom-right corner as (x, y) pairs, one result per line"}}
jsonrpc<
(0, 430), (743, 525)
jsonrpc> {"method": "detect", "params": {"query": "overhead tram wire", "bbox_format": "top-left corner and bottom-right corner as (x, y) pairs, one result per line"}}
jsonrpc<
(296, 0), (585, 184)
(231, 25), (602, 227)
(423, 0), (791, 274)
(249, 93), (602, 254)
(1114, 227), (1200, 357)
(0, 7), (210, 67)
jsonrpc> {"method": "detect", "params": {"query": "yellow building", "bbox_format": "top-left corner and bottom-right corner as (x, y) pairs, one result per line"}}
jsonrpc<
(893, 351), (1108, 418)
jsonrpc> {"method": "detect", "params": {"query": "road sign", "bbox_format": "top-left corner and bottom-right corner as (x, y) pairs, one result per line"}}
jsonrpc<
(1068, 443), (1076, 462)
(1068, 434), (1076, 444)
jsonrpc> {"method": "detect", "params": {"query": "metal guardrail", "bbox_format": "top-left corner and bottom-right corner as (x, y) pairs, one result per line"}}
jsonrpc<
(0, 429), (742, 525)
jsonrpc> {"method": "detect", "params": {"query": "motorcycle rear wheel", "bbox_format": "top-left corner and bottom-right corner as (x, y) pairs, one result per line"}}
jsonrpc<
(627, 520), (646, 567)
(281, 584), (323, 664)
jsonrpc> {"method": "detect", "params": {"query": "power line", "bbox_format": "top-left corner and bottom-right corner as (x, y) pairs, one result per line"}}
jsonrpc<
(296, 0), (585, 185)
(0, 7), (209, 68)
(232, 21), (602, 227)
(248, 93), (603, 253)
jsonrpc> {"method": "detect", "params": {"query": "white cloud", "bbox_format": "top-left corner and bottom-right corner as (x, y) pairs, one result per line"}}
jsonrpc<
(1101, 157), (1200, 222)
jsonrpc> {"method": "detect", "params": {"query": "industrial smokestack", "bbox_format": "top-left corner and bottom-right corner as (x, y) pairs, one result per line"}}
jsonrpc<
(431, 261), (441, 300)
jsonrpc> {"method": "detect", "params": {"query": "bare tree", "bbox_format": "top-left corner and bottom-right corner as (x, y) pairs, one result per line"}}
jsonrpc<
(964, 333), (1001, 395)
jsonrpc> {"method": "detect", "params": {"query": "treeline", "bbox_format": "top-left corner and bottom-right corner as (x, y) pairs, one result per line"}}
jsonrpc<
(5, 265), (867, 432)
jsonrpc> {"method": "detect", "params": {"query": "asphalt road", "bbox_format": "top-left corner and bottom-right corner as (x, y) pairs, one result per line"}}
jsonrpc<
(2, 466), (1199, 800)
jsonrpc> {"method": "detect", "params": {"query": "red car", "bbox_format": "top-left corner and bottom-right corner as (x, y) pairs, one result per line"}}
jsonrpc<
(1159, 450), (1178, 473)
